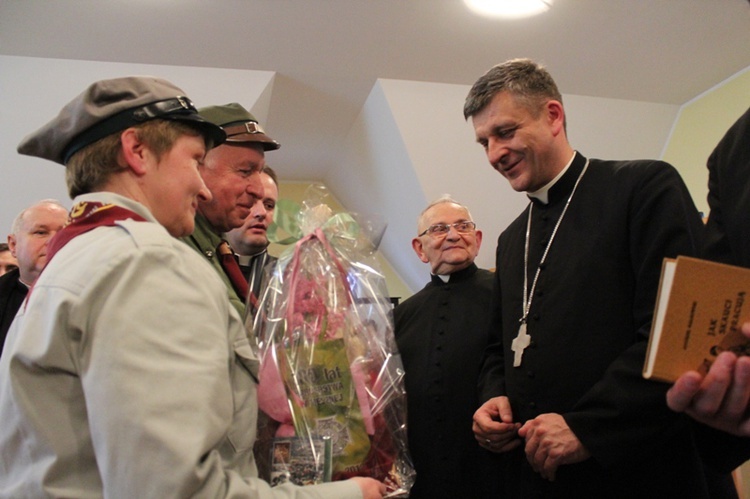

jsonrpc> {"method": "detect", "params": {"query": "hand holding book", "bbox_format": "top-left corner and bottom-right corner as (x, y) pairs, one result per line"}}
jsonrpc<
(666, 322), (750, 437)
(643, 255), (750, 436)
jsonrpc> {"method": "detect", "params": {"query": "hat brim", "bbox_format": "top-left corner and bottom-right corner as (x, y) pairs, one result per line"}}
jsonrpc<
(60, 98), (227, 164)
(224, 132), (280, 151)
(163, 114), (227, 149)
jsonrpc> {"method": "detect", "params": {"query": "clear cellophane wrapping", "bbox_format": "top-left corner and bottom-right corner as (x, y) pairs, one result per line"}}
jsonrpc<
(252, 196), (415, 497)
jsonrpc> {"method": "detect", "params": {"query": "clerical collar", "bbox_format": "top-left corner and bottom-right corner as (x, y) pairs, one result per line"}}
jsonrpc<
(238, 248), (267, 266)
(527, 152), (577, 205)
(430, 263), (478, 284)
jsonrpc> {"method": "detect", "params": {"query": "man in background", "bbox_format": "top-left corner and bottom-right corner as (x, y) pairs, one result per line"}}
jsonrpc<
(225, 165), (279, 302)
(394, 195), (500, 498)
(182, 103), (280, 318)
(667, 106), (750, 468)
(0, 199), (67, 353)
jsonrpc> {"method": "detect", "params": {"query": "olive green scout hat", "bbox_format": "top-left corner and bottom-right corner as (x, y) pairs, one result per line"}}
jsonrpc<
(198, 103), (280, 151)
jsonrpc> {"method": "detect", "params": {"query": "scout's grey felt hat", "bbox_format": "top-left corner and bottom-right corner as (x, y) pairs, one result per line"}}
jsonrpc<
(17, 76), (227, 165)
(198, 103), (280, 151)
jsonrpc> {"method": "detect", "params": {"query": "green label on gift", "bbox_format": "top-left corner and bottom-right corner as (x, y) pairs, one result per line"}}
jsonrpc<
(283, 338), (370, 474)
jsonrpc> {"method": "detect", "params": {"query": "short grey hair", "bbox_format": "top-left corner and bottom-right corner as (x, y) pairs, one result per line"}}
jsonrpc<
(417, 194), (474, 234)
(11, 199), (67, 235)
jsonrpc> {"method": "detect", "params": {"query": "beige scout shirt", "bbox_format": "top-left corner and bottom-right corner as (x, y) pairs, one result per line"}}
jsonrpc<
(0, 193), (360, 499)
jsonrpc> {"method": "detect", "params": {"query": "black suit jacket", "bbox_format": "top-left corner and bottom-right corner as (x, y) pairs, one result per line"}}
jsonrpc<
(0, 268), (28, 355)
(238, 250), (278, 301)
(697, 107), (750, 471)
(704, 107), (750, 267)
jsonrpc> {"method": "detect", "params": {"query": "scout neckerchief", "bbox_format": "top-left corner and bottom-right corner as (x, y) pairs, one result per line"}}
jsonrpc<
(512, 159), (589, 367)
(45, 201), (147, 262)
(25, 201), (147, 306)
(216, 240), (251, 305)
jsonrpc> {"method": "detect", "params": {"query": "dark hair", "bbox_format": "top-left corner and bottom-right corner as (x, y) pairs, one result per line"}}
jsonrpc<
(464, 58), (564, 124)
(262, 165), (279, 186)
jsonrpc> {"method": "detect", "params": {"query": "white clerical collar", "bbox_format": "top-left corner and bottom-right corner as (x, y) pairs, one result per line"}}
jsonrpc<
(435, 274), (450, 283)
(527, 152), (577, 205)
(237, 248), (267, 266)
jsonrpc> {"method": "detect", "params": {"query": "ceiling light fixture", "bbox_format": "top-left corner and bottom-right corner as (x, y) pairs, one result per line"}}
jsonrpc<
(464, 0), (553, 19)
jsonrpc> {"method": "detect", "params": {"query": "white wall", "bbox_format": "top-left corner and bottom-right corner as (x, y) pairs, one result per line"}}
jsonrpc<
(331, 77), (680, 292)
(663, 67), (750, 215)
(0, 55), (682, 295)
(0, 55), (275, 232)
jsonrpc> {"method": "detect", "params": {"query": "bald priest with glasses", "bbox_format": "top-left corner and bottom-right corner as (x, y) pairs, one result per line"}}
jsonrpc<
(394, 195), (501, 499)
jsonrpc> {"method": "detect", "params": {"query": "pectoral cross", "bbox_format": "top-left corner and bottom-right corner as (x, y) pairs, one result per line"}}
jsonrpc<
(512, 321), (531, 367)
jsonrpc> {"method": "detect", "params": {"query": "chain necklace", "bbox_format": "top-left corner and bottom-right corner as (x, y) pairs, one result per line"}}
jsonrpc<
(512, 159), (590, 367)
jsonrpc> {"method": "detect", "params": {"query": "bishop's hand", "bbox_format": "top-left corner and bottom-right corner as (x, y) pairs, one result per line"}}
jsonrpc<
(473, 396), (522, 453)
(518, 413), (590, 481)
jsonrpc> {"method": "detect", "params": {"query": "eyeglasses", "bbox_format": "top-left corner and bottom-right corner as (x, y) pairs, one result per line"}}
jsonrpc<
(418, 221), (476, 237)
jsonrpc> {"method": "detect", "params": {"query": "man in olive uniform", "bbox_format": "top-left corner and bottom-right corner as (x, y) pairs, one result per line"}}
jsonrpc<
(183, 103), (280, 317)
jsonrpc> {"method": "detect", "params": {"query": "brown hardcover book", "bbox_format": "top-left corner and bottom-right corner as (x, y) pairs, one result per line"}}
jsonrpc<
(643, 256), (750, 382)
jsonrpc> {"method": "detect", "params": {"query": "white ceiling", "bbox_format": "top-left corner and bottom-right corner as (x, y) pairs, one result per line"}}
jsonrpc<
(2, 1), (750, 294)
(2, 0), (750, 181)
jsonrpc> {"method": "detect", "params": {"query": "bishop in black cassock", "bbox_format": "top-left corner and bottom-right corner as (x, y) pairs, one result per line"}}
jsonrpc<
(479, 152), (729, 497)
(465, 58), (738, 498)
